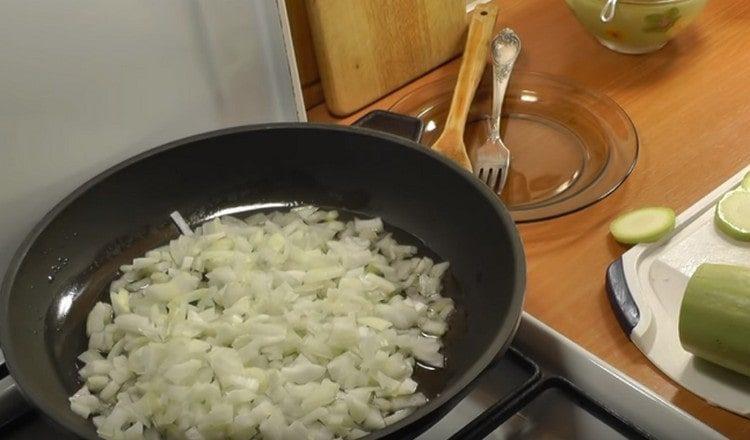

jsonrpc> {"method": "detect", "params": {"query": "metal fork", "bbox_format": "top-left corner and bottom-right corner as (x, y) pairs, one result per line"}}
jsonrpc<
(473, 28), (521, 194)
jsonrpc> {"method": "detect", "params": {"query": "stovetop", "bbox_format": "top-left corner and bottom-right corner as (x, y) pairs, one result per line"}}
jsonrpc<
(0, 314), (724, 440)
(421, 348), (645, 439)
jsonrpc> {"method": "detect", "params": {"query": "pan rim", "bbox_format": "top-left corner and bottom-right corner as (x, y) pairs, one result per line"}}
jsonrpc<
(0, 122), (526, 439)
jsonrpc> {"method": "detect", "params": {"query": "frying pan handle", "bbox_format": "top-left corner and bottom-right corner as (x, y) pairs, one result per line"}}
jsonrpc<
(0, 375), (31, 428)
(352, 110), (424, 143)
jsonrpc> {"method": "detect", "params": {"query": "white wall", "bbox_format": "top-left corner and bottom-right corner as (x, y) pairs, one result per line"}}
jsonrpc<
(0, 1), (303, 274)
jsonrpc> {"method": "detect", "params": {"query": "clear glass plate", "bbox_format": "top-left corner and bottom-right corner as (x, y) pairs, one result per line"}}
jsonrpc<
(390, 72), (638, 222)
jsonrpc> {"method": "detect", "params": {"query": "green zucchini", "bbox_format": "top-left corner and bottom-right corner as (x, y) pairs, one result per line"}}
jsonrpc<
(609, 207), (675, 245)
(679, 263), (750, 377)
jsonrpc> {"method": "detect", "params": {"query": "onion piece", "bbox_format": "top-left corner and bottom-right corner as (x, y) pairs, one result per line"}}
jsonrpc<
(72, 207), (453, 439)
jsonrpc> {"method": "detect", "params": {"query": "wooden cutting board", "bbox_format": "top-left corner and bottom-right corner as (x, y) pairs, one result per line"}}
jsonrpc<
(285, 0), (325, 108)
(305, 0), (467, 116)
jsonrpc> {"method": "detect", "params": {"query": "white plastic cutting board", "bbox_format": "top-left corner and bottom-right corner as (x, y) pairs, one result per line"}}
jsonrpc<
(0, 0), (305, 276)
(619, 166), (750, 417)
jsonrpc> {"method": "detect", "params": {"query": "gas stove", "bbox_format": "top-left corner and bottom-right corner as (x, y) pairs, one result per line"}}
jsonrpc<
(420, 314), (723, 439)
(0, 313), (722, 439)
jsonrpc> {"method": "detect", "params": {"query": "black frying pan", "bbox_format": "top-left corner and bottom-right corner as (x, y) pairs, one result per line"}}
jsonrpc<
(0, 111), (525, 439)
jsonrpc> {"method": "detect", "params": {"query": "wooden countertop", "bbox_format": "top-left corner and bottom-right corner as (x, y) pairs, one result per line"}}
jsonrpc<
(307, 0), (750, 438)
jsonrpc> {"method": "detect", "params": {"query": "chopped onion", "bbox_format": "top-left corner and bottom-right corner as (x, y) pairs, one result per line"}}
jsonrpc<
(72, 207), (453, 439)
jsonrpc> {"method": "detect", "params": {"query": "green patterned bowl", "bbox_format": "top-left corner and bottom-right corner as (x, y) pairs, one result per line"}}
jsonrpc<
(565, 0), (709, 54)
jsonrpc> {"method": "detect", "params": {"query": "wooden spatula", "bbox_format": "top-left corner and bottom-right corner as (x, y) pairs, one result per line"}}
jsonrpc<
(431, 3), (498, 172)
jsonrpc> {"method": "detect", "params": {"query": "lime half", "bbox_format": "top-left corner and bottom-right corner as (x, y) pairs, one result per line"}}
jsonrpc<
(610, 207), (676, 245)
(716, 189), (750, 241)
